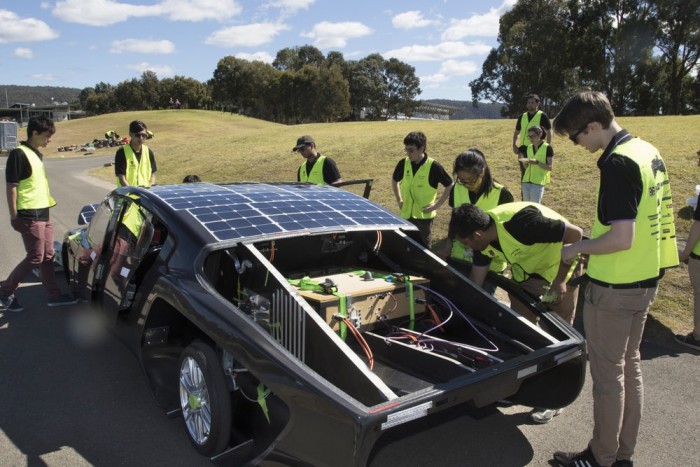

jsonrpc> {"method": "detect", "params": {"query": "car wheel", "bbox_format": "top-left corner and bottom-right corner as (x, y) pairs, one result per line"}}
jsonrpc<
(179, 341), (232, 456)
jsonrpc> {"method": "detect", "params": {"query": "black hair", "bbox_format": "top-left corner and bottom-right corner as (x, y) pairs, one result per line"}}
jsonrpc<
(553, 90), (615, 136)
(129, 120), (147, 134)
(403, 131), (427, 150)
(182, 175), (201, 183)
(453, 148), (494, 194)
(27, 115), (55, 139)
(449, 203), (493, 240)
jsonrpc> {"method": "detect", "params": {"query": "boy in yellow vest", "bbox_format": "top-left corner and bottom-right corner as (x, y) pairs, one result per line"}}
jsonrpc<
(552, 91), (678, 467)
(115, 120), (157, 188)
(292, 135), (341, 186)
(392, 131), (453, 248)
(0, 116), (78, 312)
(676, 146), (700, 350)
(512, 94), (552, 179)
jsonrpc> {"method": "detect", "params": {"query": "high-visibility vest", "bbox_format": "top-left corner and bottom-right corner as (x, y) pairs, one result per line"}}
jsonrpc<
(518, 111), (543, 147)
(399, 157), (437, 220)
(117, 145), (152, 187)
(16, 145), (56, 210)
(299, 155), (328, 185)
(588, 138), (679, 283)
(451, 182), (507, 272)
(522, 142), (551, 185)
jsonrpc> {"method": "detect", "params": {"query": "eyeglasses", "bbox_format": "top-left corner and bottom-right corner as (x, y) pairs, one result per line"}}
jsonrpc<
(456, 173), (480, 185)
(404, 146), (421, 154)
(569, 123), (589, 144)
(132, 133), (148, 139)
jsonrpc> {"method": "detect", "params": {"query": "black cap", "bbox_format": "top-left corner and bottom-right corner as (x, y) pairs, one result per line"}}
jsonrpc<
(293, 135), (315, 151)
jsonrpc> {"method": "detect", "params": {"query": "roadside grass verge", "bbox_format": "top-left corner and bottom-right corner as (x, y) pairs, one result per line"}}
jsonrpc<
(48, 110), (700, 336)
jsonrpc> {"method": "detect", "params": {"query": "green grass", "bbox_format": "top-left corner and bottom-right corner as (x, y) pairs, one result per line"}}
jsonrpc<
(48, 109), (700, 336)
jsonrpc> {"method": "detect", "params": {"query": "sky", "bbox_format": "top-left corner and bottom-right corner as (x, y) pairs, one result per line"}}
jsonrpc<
(0, 0), (516, 102)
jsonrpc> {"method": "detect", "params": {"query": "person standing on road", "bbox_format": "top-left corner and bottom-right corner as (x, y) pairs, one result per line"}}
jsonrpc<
(292, 135), (342, 185)
(552, 91), (679, 467)
(441, 148), (514, 293)
(115, 120), (157, 188)
(512, 94), (552, 180)
(392, 131), (453, 249)
(519, 125), (554, 204)
(0, 115), (79, 312)
(675, 147), (700, 351)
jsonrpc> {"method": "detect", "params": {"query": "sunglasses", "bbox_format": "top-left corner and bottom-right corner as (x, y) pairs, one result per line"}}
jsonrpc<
(456, 173), (481, 185)
(132, 133), (148, 139)
(569, 123), (590, 144)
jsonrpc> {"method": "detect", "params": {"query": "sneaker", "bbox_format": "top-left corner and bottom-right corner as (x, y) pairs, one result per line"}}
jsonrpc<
(530, 407), (563, 424)
(674, 333), (700, 351)
(612, 460), (633, 467)
(553, 446), (603, 467)
(1, 295), (24, 312)
(47, 293), (79, 307)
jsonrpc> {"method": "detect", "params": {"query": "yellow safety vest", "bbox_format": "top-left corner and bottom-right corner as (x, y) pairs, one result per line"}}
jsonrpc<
(299, 155), (327, 185)
(399, 157), (437, 220)
(451, 182), (507, 272)
(16, 145), (57, 210)
(522, 142), (551, 185)
(117, 144), (152, 187)
(518, 111), (543, 147)
(483, 202), (568, 283)
(588, 138), (679, 283)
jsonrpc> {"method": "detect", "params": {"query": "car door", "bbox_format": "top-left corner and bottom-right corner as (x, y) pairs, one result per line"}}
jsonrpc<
(95, 194), (154, 318)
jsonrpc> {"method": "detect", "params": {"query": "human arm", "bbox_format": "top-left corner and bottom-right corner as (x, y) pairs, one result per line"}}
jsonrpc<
(6, 185), (17, 219)
(114, 148), (128, 186)
(680, 199), (700, 262)
(512, 129), (520, 154)
(424, 182), (454, 212)
(423, 162), (454, 212)
(546, 222), (583, 303)
(324, 157), (342, 184)
(117, 175), (129, 187)
(392, 180), (403, 209)
(469, 264), (489, 287)
(562, 220), (634, 263)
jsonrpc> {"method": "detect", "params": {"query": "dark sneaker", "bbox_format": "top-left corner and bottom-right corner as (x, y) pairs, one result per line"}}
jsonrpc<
(553, 446), (603, 467)
(0, 294), (11, 310)
(613, 460), (633, 467)
(3, 296), (24, 312)
(47, 293), (79, 307)
(674, 333), (700, 351)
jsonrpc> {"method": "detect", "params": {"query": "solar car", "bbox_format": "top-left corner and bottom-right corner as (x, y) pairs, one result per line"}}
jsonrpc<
(62, 182), (586, 466)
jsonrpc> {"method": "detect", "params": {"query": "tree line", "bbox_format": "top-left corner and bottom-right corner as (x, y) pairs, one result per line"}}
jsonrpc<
(470, 0), (700, 117)
(76, 0), (699, 121)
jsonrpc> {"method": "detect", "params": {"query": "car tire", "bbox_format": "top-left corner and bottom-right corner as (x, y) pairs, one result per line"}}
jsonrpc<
(179, 341), (232, 456)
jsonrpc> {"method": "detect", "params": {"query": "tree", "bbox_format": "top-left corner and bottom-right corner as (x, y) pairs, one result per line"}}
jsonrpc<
(655, 0), (700, 114)
(273, 45), (325, 71)
(346, 54), (387, 120)
(384, 58), (421, 119)
(140, 71), (161, 110)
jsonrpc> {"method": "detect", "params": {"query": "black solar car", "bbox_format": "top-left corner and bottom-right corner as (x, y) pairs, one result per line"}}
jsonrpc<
(62, 182), (586, 466)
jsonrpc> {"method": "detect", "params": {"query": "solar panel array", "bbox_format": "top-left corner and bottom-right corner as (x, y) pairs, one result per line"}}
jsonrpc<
(150, 183), (413, 242)
(78, 203), (99, 225)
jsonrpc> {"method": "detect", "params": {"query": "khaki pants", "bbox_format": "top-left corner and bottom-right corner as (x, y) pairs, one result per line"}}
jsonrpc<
(584, 282), (657, 466)
(688, 257), (700, 339)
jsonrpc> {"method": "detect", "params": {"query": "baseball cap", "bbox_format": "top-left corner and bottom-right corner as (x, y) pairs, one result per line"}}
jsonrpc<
(293, 135), (315, 151)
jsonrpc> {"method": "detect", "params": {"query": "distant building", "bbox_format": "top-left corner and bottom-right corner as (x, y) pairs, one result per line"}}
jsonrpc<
(0, 102), (74, 126)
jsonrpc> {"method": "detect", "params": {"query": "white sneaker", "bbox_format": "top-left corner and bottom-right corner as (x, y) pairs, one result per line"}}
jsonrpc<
(530, 408), (563, 424)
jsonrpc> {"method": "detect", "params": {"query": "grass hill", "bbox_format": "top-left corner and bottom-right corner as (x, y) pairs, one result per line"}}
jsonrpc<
(48, 109), (700, 337)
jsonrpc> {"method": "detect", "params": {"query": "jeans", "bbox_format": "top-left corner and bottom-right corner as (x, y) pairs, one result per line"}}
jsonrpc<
(0, 218), (61, 299)
(521, 182), (545, 203)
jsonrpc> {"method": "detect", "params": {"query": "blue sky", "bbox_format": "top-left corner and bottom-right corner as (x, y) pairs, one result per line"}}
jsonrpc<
(0, 0), (516, 102)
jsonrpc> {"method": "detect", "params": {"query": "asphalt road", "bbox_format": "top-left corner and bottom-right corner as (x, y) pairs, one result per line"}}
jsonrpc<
(0, 153), (698, 467)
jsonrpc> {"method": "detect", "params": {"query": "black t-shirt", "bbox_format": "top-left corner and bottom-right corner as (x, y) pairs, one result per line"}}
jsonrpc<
(5, 142), (50, 220)
(297, 153), (341, 184)
(595, 131), (641, 225)
(114, 146), (158, 178)
(473, 205), (565, 267)
(392, 154), (453, 188)
(518, 143), (554, 160)
(694, 194), (700, 222)
(515, 111), (551, 131)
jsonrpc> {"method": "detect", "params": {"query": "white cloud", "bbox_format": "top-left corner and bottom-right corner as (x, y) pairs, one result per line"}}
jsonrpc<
(126, 62), (176, 77)
(385, 41), (492, 62)
(265, 0), (315, 13)
(235, 51), (275, 63)
(32, 73), (57, 81)
(13, 47), (34, 59)
(52, 0), (242, 26)
(110, 39), (176, 54)
(0, 9), (59, 43)
(420, 60), (478, 85)
(205, 22), (290, 47)
(301, 21), (372, 48)
(157, 0), (242, 22)
(442, 0), (515, 40)
(392, 11), (439, 30)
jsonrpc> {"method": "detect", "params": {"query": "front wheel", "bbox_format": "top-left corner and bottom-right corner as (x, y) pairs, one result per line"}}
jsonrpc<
(179, 341), (232, 456)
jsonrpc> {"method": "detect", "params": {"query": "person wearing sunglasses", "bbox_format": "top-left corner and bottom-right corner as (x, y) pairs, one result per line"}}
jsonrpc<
(292, 135), (341, 186)
(512, 94), (552, 178)
(441, 148), (513, 294)
(115, 120), (157, 188)
(551, 91), (679, 467)
(518, 125), (554, 203)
